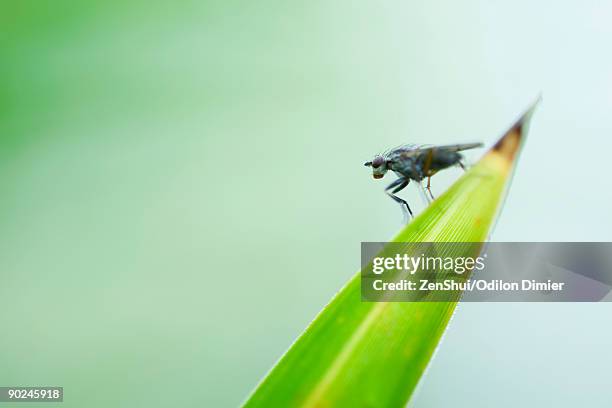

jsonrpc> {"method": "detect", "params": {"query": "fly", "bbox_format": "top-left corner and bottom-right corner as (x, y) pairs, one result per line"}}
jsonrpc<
(364, 143), (483, 221)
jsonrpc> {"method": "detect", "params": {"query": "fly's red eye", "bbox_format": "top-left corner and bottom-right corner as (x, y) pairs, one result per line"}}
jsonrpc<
(372, 156), (384, 168)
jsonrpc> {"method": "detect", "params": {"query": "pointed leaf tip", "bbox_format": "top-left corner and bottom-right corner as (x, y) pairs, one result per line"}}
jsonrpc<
(491, 97), (541, 162)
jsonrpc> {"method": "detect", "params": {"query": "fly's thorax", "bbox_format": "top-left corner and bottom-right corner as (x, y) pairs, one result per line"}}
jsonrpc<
(388, 157), (420, 180)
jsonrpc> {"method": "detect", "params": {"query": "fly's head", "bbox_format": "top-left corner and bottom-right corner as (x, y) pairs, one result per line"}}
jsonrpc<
(364, 155), (388, 179)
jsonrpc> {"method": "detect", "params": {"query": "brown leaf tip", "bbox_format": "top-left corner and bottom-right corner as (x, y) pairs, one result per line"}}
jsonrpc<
(492, 97), (541, 161)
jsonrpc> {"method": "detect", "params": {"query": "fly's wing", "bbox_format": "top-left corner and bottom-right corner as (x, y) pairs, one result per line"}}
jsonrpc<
(433, 142), (483, 152)
(397, 142), (483, 159)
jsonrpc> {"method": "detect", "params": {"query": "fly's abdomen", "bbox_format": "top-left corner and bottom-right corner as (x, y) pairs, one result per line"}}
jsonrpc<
(422, 151), (462, 173)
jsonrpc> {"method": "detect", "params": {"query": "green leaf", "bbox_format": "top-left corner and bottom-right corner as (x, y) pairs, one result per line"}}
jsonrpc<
(243, 102), (538, 408)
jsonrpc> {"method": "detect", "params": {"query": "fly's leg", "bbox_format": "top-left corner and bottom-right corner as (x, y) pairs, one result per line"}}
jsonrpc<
(385, 177), (413, 221)
(425, 176), (436, 201)
(411, 161), (430, 206)
(416, 179), (431, 205)
(458, 161), (466, 171)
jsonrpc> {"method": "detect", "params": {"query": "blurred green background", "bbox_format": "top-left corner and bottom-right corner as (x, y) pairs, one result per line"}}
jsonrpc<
(1, 1), (611, 407)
